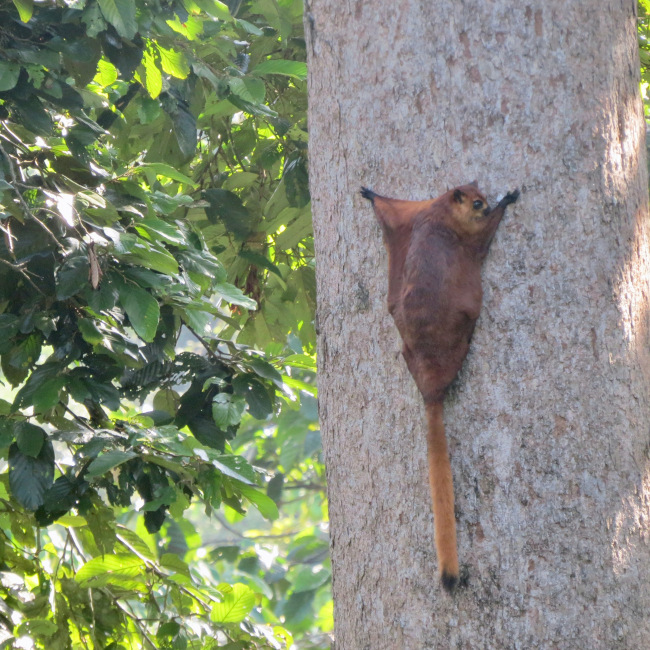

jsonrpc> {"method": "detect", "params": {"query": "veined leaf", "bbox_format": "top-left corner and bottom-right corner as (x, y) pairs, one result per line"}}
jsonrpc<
(98, 0), (136, 39)
(210, 583), (255, 623)
(157, 45), (190, 79)
(12, 0), (33, 22)
(251, 60), (307, 81)
(119, 284), (160, 342)
(138, 217), (186, 244)
(211, 455), (256, 485)
(86, 450), (138, 478)
(214, 282), (258, 310)
(229, 77), (265, 104)
(124, 242), (179, 275)
(166, 14), (203, 40)
(142, 48), (162, 99)
(94, 58), (118, 86)
(16, 423), (46, 458)
(193, 0), (231, 20)
(238, 483), (279, 520)
(287, 565), (330, 593)
(75, 554), (145, 587)
(0, 63), (21, 91)
(9, 437), (54, 510)
(137, 162), (197, 186)
(212, 393), (246, 428)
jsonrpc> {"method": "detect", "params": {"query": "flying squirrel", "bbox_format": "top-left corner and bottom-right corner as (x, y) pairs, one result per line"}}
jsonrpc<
(361, 182), (519, 592)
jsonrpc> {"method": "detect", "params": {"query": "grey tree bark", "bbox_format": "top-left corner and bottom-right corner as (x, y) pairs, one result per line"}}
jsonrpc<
(306, 0), (650, 648)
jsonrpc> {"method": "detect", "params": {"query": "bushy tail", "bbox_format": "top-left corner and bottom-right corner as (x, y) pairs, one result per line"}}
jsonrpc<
(425, 402), (458, 592)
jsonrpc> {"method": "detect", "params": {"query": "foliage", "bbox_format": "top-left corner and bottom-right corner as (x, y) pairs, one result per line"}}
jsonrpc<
(0, 0), (328, 648)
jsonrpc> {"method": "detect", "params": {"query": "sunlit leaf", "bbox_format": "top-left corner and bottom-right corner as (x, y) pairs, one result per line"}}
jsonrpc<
(98, 0), (136, 39)
(12, 0), (33, 22)
(251, 59), (307, 81)
(210, 583), (255, 623)
(136, 162), (197, 186)
(75, 554), (145, 587)
(238, 483), (279, 520)
(142, 48), (163, 99)
(157, 45), (190, 79)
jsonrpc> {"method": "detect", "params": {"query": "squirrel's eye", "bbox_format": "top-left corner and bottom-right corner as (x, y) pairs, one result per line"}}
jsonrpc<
(473, 200), (483, 210)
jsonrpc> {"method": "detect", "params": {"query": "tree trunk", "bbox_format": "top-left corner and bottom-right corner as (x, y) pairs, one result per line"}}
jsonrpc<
(306, 0), (650, 647)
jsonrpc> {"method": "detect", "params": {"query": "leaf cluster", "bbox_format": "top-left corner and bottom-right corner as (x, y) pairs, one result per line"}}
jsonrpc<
(0, 0), (326, 647)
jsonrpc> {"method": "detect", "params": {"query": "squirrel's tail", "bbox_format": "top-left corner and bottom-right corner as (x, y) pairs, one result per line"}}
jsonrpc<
(425, 402), (458, 592)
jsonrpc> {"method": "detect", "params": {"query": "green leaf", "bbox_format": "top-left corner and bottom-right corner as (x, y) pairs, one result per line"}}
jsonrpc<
(160, 553), (190, 576)
(212, 393), (246, 428)
(98, 0), (137, 39)
(237, 18), (264, 35)
(77, 318), (104, 345)
(86, 450), (138, 479)
(142, 48), (162, 99)
(16, 422), (45, 457)
(125, 242), (180, 276)
(212, 455), (256, 484)
(238, 483), (279, 520)
(157, 45), (190, 79)
(138, 217), (186, 244)
(193, 0), (231, 20)
(287, 565), (331, 593)
(94, 58), (118, 86)
(229, 77), (265, 104)
(56, 255), (89, 299)
(16, 620), (58, 637)
(75, 554), (145, 587)
(214, 283), (258, 310)
(86, 504), (116, 555)
(248, 357), (283, 385)
(251, 59), (307, 81)
(237, 250), (282, 279)
(9, 437), (54, 510)
(137, 163), (197, 187)
(166, 14), (204, 40)
(119, 284), (160, 342)
(0, 314), (20, 353)
(12, 0), (33, 23)
(5, 333), (41, 370)
(233, 375), (274, 419)
(0, 63), (21, 91)
(203, 188), (253, 239)
(210, 583), (256, 623)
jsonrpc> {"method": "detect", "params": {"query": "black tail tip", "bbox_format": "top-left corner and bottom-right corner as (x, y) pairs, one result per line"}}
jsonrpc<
(441, 570), (459, 593)
(360, 186), (376, 202)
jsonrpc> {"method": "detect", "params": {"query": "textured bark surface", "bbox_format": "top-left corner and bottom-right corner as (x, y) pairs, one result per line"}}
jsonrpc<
(306, 0), (650, 648)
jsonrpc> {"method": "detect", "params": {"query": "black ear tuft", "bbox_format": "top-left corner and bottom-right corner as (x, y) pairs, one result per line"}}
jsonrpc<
(360, 187), (376, 203)
(453, 189), (464, 203)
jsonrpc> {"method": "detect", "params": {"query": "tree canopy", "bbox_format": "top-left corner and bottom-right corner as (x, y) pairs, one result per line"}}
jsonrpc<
(0, 0), (327, 648)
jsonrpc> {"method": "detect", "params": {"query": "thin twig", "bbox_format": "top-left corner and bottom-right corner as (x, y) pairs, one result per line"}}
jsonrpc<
(182, 319), (223, 362)
(0, 140), (63, 248)
(212, 513), (304, 540)
(0, 257), (45, 295)
(59, 402), (95, 432)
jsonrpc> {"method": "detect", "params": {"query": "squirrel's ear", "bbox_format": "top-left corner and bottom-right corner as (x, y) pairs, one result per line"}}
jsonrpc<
(453, 189), (465, 203)
(470, 179), (478, 188)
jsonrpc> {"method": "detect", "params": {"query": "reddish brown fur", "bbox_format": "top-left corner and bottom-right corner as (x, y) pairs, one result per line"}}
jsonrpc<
(362, 183), (519, 591)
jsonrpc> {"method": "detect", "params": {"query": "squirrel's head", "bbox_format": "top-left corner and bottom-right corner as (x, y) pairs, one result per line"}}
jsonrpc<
(448, 184), (491, 235)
